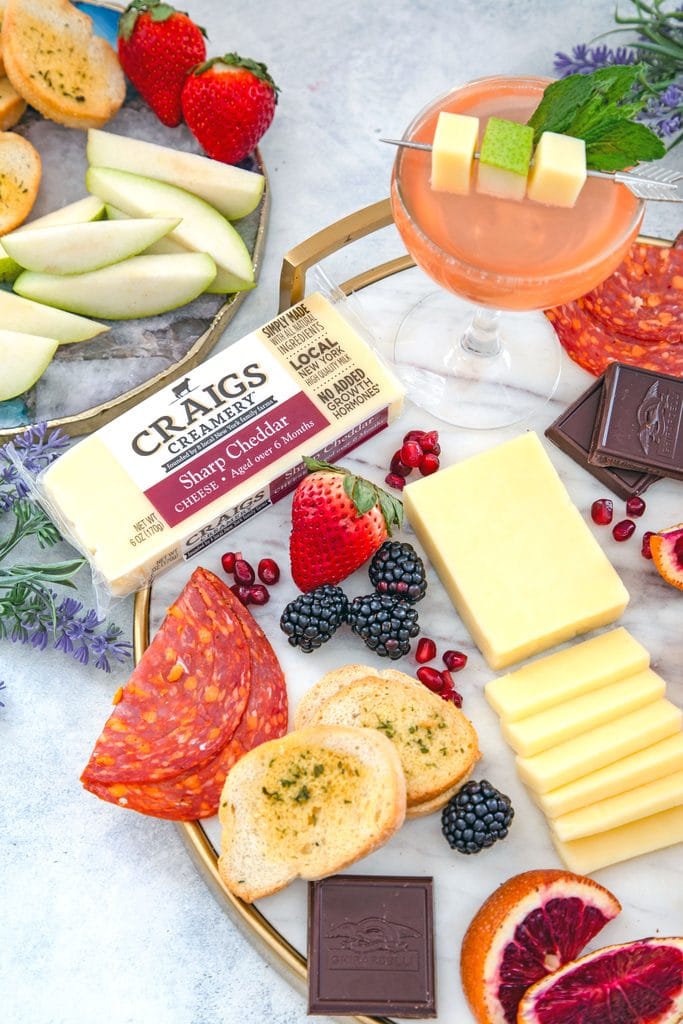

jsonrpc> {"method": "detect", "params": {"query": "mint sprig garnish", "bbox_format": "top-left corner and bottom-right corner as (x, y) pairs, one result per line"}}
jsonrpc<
(527, 64), (666, 171)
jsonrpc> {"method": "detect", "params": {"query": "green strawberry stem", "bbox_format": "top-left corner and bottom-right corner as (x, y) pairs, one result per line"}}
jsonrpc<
(302, 456), (403, 534)
(191, 53), (280, 97)
(119, 1), (207, 42)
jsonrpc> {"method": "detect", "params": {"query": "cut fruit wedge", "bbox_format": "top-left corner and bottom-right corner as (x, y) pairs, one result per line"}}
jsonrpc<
(14, 252), (217, 320)
(0, 240), (21, 283)
(87, 166), (254, 293)
(87, 129), (265, 219)
(0, 290), (108, 343)
(0, 329), (59, 400)
(16, 195), (105, 232)
(2, 217), (181, 274)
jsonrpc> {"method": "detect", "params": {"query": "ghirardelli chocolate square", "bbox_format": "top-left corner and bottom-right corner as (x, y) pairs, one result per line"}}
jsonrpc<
(307, 874), (436, 1017)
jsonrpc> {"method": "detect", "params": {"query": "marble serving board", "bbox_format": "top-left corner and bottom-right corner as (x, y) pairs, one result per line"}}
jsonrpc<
(147, 269), (683, 1024)
(0, 2), (266, 435)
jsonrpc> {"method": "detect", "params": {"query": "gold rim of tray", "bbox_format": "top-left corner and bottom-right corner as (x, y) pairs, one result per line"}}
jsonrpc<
(134, 199), (672, 1022)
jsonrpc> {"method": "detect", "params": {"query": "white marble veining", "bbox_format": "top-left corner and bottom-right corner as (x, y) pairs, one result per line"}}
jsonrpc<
(2, 2), (682, 1023)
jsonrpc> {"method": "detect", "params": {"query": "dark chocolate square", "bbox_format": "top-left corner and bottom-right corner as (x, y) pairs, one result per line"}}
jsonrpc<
(545, 376), (659, 500)
(589, 363), (683, 480)
(307, 875), (436, 1018)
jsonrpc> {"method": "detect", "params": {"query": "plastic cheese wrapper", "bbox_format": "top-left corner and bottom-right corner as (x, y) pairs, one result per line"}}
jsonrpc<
(20, 291), (404, 608)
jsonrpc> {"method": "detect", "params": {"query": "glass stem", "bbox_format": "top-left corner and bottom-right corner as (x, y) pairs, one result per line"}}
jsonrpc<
(461, 307), (501, 358)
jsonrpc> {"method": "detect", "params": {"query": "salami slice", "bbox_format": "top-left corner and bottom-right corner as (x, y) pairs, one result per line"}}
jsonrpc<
(81, 568), (251, 785)
(84, 572), (288, 820)
(547, 238), (683, 378)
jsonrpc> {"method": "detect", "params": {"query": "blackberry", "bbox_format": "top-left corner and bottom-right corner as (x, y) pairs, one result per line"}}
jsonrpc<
(441, 780), (514, 854)
(368, 541), (427, 603)
(280, 585), (349, 653)
(347, 592), (419, 660)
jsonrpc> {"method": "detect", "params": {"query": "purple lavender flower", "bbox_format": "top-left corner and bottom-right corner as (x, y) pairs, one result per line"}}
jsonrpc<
(0, 422), (70, 511)
(554, 44), (638, 75)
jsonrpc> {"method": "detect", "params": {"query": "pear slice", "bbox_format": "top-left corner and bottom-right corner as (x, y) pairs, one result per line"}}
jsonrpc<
(0, 290), (108, 343)
(0, 239), (21, 282)
(14, 252), (217, 320)
(3, 217), (181, 274)
(105, 203), (190, 255)
(16, 195), (105, 232)
(0, 329), (59, 400)
(87, 166), (254, 293)
(87, 129), (264, 220)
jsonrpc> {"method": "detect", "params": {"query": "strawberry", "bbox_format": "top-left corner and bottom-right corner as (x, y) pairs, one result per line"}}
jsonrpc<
(181, 53), (279, 164)
(289, 458), (404, 593)
(118, 1), (207, 127)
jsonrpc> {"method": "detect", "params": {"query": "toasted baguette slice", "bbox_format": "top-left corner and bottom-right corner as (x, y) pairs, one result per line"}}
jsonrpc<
(294, 663), (403, 728)
(2, 0), (125, 129)
(296, 666), (480, 810)
(0, 75), (25, 130)
(218, 725), (406, 903)
(0, 131), (40, 233)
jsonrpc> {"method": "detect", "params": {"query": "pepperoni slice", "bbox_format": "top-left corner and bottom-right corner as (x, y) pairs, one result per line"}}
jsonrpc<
(84, 572), (288, 820)
(547, 238), (683, 378)
(81, 569), (251, 785)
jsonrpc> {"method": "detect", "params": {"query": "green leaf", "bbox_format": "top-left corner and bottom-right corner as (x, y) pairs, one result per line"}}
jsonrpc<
(586, 120), (666, 170)
(377, 491), (403, 536)
(345, 475), (377, 516)
(527, 74), (595, 143)
(302, 456), (347, 476)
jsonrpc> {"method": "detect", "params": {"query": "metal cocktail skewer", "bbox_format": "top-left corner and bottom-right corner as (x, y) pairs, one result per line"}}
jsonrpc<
(380, 138), (683, 202)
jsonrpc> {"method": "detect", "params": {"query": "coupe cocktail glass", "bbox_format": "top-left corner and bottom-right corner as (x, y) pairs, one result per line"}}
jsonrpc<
(390, 75), (645, 429)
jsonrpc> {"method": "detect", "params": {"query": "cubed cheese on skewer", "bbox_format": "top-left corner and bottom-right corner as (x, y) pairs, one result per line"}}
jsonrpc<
(527, 131), (587, 207)
(430, 111), (479, 194)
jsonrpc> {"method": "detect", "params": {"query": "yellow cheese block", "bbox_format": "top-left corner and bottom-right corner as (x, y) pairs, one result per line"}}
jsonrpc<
(552, 805), (683, 874)
(551, 770), (683, 841)
(538, 733), (683, 818)
(431, 111), (479, 194)
(527, 131), (587, 208)
(502, 668), (665, 756)
(403, 433), (629, 670)
(485, 627), (648, 721)
(516, 699), (682, 793)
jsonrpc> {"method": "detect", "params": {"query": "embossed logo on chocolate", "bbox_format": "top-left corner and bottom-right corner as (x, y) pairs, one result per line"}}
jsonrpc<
(324, 916), (421, 971)
(637, 381), (682, 460)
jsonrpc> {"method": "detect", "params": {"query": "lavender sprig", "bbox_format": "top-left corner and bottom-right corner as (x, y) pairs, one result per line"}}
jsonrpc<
(0, 681), (6, 707)
(0, 421), (70, 513)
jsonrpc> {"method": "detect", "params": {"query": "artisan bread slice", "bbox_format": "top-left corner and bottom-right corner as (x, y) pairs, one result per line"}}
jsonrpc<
(296, 666), (480, 812)
(2, 0), (125, 129)
(218, 725), (407, 903)
(0, 75), (25, 130)
(0, 131), (40, 233)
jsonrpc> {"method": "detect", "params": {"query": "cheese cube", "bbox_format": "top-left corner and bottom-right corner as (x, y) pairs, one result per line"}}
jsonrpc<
(552, 805), (683, 874)
(516, 699), (682, 793)
(527, 131), (587, 208)
(403, 433), (629, 670)
(551, 769), (683, 841)
(538, 733), (683, 818)
(501, 668), (665, 756)
(476, 116), (533, 201)
(485, 627), (649, 721)
(430, 111), (479, 194)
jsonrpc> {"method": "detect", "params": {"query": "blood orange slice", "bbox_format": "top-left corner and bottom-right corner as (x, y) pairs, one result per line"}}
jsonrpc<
(517, 937), (683, 1024)
(460, 869), (621, 1024)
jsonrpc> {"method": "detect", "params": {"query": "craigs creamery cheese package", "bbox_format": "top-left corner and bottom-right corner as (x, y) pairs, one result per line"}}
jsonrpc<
(33, 293), (404, 599)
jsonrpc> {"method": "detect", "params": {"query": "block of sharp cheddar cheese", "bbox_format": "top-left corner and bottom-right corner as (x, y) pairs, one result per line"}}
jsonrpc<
(485, 627), (649, 721)
(538, 733), (683, 818)
(431, 111), (479, 194)
(517, 699), (682, 793)
(551, 770), (683, 841)
(552, 805), (683, 874)
(404, 433), (629, 670)
(38, 292), (404, 597)
(501, 668), (665, 756)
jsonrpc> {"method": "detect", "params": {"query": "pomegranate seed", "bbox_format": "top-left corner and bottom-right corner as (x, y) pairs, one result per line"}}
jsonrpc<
(443, 688), (463, 708)
(258, 558), (280, 585)
(390, 450), (413, 477)
(221, 551), (237, 574)
(626, 495), (646, 517)
(419, 453), (440, 476)
(230, 583), (252, 606)
(249, 584), (270, 605)
(416, 666), (444, 693)
(400, 441), (423, 468)
(385, 472), (406, 491)
(641, 531), (654, 559)
(403, 429), (426, 445)
(591, 498), (613, 525)
(430, 442), (441, 456)
(420, 430), (439, 453)
(234, 558), (255, 584)
(443, 649), (467, 672)
(613, 519), (636, 542)
(415, 637), (437, 663)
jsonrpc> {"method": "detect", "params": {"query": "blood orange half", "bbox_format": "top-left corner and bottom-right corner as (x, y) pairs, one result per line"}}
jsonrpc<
(517, 937), (683, 1024)
(460, 869), (621, 1024)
